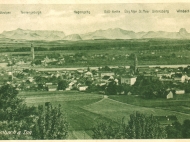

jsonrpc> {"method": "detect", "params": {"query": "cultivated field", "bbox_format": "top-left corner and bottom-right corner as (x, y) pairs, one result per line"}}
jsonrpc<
(19, 91), (190, 139)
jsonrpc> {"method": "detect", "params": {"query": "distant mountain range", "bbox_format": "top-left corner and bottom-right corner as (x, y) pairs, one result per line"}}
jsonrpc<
(0, 28), (190, 41)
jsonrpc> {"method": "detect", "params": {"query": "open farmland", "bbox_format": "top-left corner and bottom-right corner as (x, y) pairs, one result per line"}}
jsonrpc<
(19, 91), (190, 139)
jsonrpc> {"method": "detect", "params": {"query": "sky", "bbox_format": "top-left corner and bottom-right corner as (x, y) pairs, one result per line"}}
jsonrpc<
(0, 3), (190, 35)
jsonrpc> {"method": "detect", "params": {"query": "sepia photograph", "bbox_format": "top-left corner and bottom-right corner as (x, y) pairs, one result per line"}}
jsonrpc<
(0, 0), (190, 140)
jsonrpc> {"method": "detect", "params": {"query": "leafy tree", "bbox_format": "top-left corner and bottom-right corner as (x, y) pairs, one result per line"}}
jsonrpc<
(92, 112), (166, 139)
(106, 81), (117, 95)
(34, 76), (43, 83)
(33, 60), (42, 65)
(123, 84), (131, 95)
(116, 85), (124, 94)
(91, 70), (97, 75)
(171, 53), (176, 58)
(0, 84), (69, 140)
(184, 82), (190, 93)
(86, 84), (99, 93)
(48, 53), (60, 59)
(57, 80), (68, 90)
(166, 121), (182, 139)
(182, 119), (190, 138)
(128, 53), (135, 60)
(32, 103), (68, 139)
(126, 112), (166, 139)
(87, 67), (90, 71)
(92, 121), (124, 139)
(85, 78), (93, 86)
(0, 84), (22, 110)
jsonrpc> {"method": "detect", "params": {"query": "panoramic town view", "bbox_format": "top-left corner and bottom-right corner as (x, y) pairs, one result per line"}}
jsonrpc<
(1, 3), (190, 140)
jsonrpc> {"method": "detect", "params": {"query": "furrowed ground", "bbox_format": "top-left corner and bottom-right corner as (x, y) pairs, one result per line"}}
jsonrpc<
(19, 91), (190, 139)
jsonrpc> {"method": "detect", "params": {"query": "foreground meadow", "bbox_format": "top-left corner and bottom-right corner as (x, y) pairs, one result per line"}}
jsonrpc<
(19, 91), (190, 139)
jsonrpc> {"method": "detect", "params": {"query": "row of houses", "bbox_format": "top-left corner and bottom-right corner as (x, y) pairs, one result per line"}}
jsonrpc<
(2, 63), (190, 98)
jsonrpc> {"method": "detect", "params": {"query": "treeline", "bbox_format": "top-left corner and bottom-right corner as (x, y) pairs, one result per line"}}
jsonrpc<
(93, 111), (190, 139)
(1, 39), (190, 52)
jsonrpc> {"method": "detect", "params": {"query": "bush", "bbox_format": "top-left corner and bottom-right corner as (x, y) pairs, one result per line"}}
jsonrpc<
(92, 120), (125, 139)
(166, 121), (182, 139)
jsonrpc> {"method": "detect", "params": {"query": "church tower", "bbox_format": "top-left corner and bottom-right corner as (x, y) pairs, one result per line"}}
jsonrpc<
(134, 54), (138, 74)
(31, 43), (35, 60)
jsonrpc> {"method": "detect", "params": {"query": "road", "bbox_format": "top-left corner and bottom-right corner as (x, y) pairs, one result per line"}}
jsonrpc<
(1, 63), (190, 71)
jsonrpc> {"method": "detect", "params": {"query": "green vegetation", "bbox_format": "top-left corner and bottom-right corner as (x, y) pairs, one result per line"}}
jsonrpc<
(166, 119), (190, 138)
(93, 112), (166, 139)
(110, 94), (190, 106)
(1, 86), (190, 139)
(32, 103), (68, 139)
(17, 90), (190, 139)
(0, 84), (69, 140)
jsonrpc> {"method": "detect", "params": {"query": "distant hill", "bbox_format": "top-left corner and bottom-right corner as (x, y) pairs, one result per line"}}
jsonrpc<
(0, 28), (190, 41)
(81, 28), (138, 40)
(63, 34), (82, 41)
(142, 28), (190, 39)
(81, 28), (190, 40)
(0, 28), (65, 41)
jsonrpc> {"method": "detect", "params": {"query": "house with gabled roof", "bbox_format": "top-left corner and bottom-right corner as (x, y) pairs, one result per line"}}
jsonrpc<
(166, 91), (173, 99)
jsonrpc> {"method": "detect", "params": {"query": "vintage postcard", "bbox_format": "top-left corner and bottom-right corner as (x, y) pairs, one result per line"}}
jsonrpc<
(0, 0), (190, 141)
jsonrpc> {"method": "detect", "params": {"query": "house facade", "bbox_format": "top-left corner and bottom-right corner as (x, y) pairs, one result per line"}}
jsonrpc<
(78, 85), (88, 91)
(175, 90), (185, 95)
(166, 91), (173, 99)
(99, 72), (115, 78)
(121, 76), (137, 85)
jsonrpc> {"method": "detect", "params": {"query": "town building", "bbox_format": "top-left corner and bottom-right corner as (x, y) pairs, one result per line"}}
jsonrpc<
(99, 71), (115, 78)
(166, 91), (173, 99)
(121, 76), (137, 85)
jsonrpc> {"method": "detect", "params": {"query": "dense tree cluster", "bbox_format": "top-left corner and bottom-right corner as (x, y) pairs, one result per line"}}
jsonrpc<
(93, 111), (190, 139)
(166, 120), (190, 138)
(92, 112), (166, 139)
(0, 84), (68, 140)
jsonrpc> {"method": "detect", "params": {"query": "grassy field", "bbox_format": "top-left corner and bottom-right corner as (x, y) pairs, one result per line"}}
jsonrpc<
(19, 91), (190, 139)
(109, 95), (190, 121)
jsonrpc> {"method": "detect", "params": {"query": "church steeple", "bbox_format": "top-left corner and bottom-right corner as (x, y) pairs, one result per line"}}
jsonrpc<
(134, 54), (138, 74)
(31, 43), (35, 60)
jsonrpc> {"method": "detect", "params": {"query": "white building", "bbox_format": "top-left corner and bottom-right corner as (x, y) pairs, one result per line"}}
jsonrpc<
(166, 91), (173, 99)
(175, 90), (185, 95)
(78, 85), (88, 91)
(173, 74), (187, 83)
(121, 76), (137, 85)
(99, 72), (115, 78)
